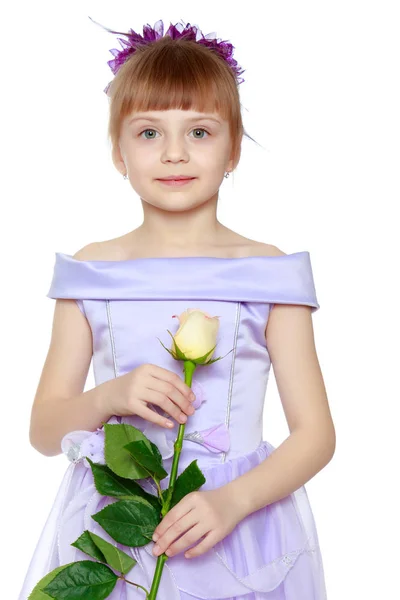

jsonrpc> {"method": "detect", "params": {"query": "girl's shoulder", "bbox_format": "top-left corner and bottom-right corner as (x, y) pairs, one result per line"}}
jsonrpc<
(72, 234), (287, 261)
(72, 238), (128, 261)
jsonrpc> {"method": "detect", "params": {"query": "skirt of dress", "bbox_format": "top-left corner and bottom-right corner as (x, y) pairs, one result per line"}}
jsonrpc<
(19, 440), (327, 600)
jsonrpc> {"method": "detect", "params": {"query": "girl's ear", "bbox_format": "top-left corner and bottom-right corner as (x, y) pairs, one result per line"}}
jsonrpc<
(111, 144), (126, 176)
(228, 150), (241, 174)
(225, 156), (234, 174)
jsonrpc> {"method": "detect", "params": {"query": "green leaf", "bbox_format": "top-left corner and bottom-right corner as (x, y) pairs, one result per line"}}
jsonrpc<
(148, 439), (164, 465)
(72, 530), (137, 575)
(28, 564), (73, 599)
(123, 440), (168, 480)
(71, 530), (106, 563)
(104, 423), (153, 479)
(86, 457), (161, 511)
(169, 460), (207, 509)
(42, 561), (117, 600)
(92, 498), (159, 547)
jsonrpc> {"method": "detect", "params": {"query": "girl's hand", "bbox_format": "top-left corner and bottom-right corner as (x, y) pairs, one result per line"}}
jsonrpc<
(105, 363), (195, 428)
(151, 487), (247, 559)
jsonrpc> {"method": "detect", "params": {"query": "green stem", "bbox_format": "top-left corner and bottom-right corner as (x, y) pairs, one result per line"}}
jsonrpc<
(120, 575), (150, 597)
(147, 360), (197, 600)
(151, 476), (165, 509)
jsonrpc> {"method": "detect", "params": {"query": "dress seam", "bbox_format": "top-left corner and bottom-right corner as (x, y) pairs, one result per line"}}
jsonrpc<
(106, 300), (119, 378)
(220, 301), (241, 464)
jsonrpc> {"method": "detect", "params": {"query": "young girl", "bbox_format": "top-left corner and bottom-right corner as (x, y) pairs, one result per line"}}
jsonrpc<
(20, 19), (335, 600)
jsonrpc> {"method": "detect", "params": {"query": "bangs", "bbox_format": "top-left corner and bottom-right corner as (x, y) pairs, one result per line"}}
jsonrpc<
(117, 72), (229, 122)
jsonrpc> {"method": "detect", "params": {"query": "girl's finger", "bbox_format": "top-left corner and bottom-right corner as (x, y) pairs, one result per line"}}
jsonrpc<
(153, 513), (199, 556)
(184, 531), (214, 558)
(164, 523), (206, 558)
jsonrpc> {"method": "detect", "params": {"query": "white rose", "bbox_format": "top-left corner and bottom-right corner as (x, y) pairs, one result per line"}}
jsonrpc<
(171, 309), (220, 362)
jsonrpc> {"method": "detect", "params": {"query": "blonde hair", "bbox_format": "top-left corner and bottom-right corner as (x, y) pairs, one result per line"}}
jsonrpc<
(106, 35), (258, 172)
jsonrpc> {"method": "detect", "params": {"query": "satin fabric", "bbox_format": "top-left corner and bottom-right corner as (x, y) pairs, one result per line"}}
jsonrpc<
(19, 251), (327, 599)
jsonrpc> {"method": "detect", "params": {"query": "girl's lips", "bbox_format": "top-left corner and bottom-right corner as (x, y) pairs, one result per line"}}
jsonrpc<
(157, 178), (196, 186)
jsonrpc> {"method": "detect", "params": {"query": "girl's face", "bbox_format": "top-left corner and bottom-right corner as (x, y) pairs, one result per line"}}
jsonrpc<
(113, 109), (234, 212)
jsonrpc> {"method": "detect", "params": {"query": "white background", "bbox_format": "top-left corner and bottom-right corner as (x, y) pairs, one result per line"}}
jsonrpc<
(2, 1), (399, 598)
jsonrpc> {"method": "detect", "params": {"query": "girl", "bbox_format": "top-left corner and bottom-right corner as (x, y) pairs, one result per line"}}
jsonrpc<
(20, 18), (335, 600)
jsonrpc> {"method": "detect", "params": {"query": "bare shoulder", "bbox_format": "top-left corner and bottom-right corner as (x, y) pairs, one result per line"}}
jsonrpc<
(264, 242), (313, 340)
(72, 239), (124, 261)
(72, 242), (101, 261)
(248, 242), (287, 257)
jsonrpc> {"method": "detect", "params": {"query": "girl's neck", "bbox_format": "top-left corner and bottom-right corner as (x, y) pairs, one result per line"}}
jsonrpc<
(132, 222), (229, 248)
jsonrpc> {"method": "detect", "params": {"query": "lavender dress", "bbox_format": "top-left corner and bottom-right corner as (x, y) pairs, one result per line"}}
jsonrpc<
(19, 251), (327, 600)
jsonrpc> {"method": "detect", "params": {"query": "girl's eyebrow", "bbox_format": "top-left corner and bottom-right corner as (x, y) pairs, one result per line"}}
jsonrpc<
(128, 115), (222, 125)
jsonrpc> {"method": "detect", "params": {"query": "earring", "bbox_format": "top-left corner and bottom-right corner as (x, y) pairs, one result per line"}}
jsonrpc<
(123, 173), (128, 180)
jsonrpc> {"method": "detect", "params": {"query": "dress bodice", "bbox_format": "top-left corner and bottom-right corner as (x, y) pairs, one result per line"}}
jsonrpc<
(46, 251), (320, 472)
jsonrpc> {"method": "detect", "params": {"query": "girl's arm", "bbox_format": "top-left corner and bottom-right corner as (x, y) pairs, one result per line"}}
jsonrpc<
(29, 298), (114, 457)
(225, 303), (335, 517)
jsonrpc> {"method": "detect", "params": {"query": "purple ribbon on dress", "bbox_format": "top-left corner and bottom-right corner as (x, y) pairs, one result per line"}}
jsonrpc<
(184, 423), (230, 453)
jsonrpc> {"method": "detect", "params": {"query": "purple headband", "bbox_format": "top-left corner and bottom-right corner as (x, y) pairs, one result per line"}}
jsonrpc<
(88, 17), (245, 95)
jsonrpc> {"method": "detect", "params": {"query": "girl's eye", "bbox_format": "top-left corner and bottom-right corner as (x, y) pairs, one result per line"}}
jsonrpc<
(138, 128), (210, 140)
(139, 129), (158, 140)
(191, 128), (210, 139)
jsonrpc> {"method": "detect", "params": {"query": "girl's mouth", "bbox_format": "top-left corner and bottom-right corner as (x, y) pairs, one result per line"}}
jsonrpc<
(157, 178), (196, 186)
